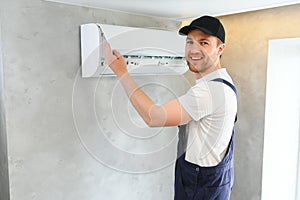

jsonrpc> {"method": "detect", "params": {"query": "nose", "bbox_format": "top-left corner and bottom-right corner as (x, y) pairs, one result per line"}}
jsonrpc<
(190, 45), (200, 54)
(189, 43), (202, 55)
(186, 40), (202, 54)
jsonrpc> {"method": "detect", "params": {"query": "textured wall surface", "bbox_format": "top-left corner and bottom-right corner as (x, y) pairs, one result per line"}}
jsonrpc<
(0, 23), (10, 200)
(219, 4), (300, 200)
(0, 0), (190, 199)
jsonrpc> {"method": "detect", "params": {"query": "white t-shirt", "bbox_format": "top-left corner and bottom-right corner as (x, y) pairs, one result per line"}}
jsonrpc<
(178, 68), (237, 167)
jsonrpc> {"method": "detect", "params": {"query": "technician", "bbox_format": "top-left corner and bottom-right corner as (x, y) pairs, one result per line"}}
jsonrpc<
(105, 15), (237, 200)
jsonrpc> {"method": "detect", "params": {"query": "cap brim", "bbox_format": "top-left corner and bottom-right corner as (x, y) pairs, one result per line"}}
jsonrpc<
(179, 25), (214, 36)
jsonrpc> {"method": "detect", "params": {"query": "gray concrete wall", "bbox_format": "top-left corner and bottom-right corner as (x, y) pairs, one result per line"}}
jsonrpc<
(0, 0), (187, 199)
(0, 22), (10, 200)
(219, 4), (300, 200)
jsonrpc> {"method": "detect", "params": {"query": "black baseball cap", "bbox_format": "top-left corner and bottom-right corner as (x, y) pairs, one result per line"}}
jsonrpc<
(179, 15), (225, 43)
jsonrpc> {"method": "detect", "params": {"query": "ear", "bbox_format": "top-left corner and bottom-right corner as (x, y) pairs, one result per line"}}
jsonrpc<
(217, 43), (225, 57)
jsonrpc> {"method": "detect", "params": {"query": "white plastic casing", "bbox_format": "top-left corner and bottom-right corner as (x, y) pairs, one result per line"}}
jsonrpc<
(80, 23), (188, 77)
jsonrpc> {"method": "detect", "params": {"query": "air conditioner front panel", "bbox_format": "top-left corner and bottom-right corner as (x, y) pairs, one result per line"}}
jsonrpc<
(80, 23), (188, 77)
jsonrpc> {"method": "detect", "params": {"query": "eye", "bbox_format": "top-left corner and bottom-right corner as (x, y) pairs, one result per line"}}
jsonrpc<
(186, 40), (193, 45)
(200, 41), (209, 46)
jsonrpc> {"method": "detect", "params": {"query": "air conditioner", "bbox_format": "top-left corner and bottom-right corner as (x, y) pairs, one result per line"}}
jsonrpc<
(80, 23), (188, 77)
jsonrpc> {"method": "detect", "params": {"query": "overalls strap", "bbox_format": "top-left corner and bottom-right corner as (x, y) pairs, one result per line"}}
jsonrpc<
(211, 78), (238, 123)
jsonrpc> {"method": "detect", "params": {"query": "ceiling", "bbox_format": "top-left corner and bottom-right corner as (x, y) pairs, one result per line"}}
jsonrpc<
(46, 0), (300, 20)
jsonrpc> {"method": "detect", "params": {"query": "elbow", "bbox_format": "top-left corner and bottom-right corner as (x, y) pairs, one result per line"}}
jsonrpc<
(146, 120), (160, 128)
(144, 106), (165, 127)
(146, 120), (163, 128)
(144, 116), (161, 127)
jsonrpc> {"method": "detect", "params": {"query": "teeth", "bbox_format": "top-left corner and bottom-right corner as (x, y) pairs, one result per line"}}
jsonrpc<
(191, 57), (202, 60)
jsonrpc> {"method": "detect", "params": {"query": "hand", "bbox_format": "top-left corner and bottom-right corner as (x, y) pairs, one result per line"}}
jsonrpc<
(104, 42), (128, 77)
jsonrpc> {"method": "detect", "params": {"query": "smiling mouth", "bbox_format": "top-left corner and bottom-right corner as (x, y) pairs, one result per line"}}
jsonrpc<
(190, 57), (203, 60)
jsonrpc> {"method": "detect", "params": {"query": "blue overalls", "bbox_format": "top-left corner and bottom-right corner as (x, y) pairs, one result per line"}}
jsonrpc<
(175, 78), (237, 200)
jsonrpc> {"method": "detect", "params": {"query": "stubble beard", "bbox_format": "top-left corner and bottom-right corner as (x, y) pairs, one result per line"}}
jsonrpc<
(187, 60), (213, 74)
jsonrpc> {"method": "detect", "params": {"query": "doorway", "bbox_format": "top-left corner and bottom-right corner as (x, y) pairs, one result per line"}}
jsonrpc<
(262, 38), (300, 200)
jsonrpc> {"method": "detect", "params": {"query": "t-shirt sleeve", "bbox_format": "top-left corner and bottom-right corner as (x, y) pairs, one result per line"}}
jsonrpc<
(178, 82), (213, 121)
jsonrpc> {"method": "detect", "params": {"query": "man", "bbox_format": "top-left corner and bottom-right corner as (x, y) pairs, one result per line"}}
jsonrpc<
(105, 15), (237, 200)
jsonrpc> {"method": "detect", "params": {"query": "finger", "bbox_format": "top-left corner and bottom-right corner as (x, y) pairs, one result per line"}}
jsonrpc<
(104, 42), (112, 57)
(104, 42), (115, 64)
(112, 49), (122, 59)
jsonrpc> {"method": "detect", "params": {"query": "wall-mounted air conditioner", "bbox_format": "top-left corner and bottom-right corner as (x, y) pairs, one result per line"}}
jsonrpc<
(80, 23), (188, 77)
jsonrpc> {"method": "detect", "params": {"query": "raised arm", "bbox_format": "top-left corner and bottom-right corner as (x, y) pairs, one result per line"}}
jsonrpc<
(104, 42), (192, 127)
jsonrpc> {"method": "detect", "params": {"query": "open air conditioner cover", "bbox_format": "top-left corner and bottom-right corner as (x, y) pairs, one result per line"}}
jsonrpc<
(80, 23), (188, 77)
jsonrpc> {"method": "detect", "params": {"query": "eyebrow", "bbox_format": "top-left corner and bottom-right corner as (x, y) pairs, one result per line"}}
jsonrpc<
(186, 37), (209, 42)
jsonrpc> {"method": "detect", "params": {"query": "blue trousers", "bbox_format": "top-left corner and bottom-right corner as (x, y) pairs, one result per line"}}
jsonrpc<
(174, 153), (233, 200)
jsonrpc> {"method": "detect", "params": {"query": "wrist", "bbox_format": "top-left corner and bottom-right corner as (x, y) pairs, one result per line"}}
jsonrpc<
(116, 70), (129, 79)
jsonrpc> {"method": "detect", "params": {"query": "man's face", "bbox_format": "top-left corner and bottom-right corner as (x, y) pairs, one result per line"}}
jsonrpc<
(185, 29), (224, 74)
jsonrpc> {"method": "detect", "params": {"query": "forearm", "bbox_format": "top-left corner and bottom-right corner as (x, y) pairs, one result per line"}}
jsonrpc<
(117, 72), (166, 127)
(105, 43), (170, 127)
